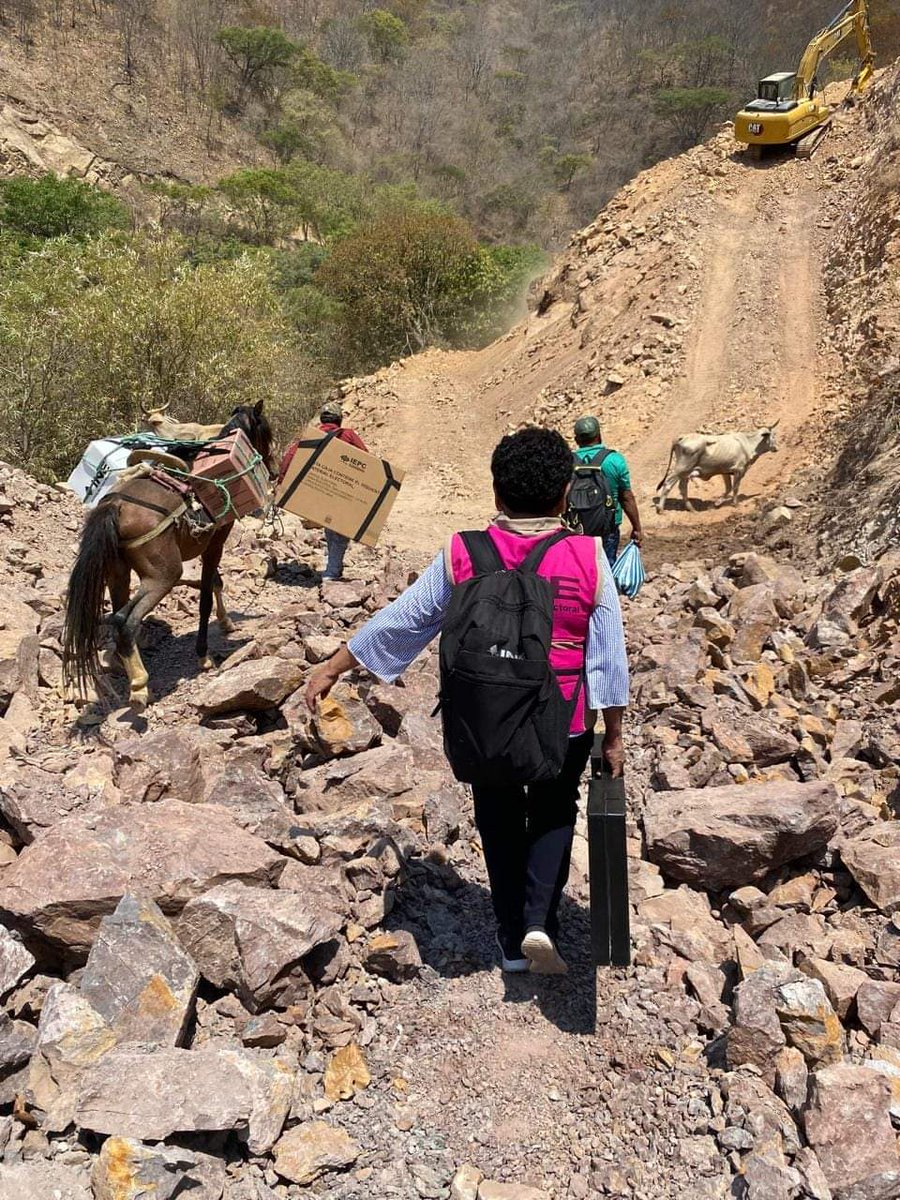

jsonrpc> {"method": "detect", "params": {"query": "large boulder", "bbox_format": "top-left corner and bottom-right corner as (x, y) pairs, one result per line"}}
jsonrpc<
(177, 881), (344, 1011)
(91, 1139), (200, 1200)
(114, 727), (231, 802)
(74, 1045), (292, 1154)
(727, 963), (795, 1083)
(291, 743), (416, 814)
(857, 981), (900, 1038)
(840, 823), (900, 915)
(0, 1161), (91, 1200)
(638, 885), (733, 964)
(773, 977), (843, 1069)
(192, 656), (304, 716)
(80, 894), (199, 1047)
(273, 1120), (361, 1185)
(0, 1011), (36, 1076)
(0, 923), (34, 998)
(726, 583), (779, 663)
(27, 982), (119, 1131)
(0, 800), (284, 959)
(821, 566), (883, 635)
(804, 1064), (900, 1199)
(644, 780), (839, 890)
(706, 711), (799, 766)
(634, 633), (706, 692)
(288, 682), (381, 759)
(0, 762), (118, 845)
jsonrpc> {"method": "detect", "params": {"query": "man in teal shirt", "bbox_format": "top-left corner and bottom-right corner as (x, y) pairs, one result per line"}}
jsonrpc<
(573, 416), (643, 565)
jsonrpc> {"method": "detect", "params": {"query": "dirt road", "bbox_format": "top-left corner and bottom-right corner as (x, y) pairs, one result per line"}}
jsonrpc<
(350, 138), (840, 568)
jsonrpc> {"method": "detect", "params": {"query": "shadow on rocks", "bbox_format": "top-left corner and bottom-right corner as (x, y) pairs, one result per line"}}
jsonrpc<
(270, 561), (325, 589)
(386, 858), (598, 1036)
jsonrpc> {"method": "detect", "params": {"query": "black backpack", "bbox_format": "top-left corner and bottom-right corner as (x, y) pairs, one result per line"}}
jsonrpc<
(569, 448), (616, 538)
(438, 530), (582, 787)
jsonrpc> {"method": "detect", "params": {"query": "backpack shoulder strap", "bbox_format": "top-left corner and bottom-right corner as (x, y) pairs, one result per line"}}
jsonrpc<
(459, 530), (504, 577)
(574, 447), (612, 473)
(521, 528), (572, 574)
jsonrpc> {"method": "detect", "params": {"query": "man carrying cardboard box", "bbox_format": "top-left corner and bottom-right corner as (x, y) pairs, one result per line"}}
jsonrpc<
(279, 398), (369, 581)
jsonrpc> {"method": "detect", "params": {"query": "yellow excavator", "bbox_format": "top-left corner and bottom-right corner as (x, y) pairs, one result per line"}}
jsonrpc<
(735, 0), (875, 155)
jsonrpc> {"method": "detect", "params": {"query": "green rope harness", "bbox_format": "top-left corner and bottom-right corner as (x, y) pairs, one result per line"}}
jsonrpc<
(159, 450), (267, 523)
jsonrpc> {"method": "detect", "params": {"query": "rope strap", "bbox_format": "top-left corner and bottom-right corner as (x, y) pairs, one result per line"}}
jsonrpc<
(123, 501), (188, 549)
(161, 449), (266, 523)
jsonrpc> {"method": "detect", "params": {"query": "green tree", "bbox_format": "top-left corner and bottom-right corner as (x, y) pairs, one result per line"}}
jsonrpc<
(0, 233), (311, 481)
(317, 207), (539, 368)
(653, 87), (732, 146)
(217, 26), (299, 106)
(291, 45), (355, 99)
(0, 174), (130, 242)
(542, 150), (594, 192)
(358, 9), (410, 64)
(261, 89), (343, 165)
(218, 168), (301, 244)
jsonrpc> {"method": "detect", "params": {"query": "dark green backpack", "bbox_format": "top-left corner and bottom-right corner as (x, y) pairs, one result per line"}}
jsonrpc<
(569, 449), (616, 538)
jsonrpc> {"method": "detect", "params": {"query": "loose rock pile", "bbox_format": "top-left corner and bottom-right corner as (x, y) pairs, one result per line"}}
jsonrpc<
(0, 451), (899, 1198)
(623, 548), (900, 1200)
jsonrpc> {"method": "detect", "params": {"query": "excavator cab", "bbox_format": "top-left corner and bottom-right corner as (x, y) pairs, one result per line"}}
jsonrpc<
(744, 73), (799, 113)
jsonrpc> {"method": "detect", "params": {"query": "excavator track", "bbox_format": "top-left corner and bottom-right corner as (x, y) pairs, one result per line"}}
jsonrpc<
(796, 119), (833, 157)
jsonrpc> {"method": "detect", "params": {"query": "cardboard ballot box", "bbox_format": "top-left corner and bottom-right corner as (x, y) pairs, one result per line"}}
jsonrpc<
(275, 426), (404, 546)
(191, 429), (270, 524)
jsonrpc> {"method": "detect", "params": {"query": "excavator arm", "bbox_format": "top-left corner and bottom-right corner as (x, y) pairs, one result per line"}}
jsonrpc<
(794, 0), (875, 100)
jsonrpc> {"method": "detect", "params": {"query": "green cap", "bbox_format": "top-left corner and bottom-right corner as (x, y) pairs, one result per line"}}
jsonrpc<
(574, 415), (601, 440)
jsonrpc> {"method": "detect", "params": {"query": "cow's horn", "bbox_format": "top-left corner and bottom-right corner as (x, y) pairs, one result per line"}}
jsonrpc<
(141, 399), (171, 416)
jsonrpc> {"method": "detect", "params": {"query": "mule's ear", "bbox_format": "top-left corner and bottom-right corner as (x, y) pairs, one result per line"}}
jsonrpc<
(254, 399), (265, 415)
(769, 419), (780, 429)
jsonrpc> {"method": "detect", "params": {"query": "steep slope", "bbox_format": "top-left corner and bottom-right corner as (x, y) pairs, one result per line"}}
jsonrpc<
(816, 63), (900, 559)
(342, 79), (875, 565)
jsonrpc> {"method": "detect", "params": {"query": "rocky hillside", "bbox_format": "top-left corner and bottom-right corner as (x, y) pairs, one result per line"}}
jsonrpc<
(816, 63), (900, 560)
(1, 415), (900, 1199)
(341, 68), (900, 569)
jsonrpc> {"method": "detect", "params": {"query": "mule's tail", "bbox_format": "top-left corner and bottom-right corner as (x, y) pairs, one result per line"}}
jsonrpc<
(63, 503), (120, 696)
(656, 444), (676, 491)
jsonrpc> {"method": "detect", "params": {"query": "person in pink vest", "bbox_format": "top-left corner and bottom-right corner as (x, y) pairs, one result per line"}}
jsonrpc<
(305, 427), (629, 975)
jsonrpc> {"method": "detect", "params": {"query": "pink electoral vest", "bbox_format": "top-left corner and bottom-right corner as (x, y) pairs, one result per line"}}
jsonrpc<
(449, 526), (598, 736)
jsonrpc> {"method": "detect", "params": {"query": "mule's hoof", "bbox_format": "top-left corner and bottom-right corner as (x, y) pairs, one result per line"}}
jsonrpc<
(219, 618), (236, 635)
(198, 655), (215, 671)
(130, 688), (149, 711)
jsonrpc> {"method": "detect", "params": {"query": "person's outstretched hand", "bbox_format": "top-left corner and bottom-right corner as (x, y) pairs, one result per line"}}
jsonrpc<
(304, 644), (359, 712)
(305, 663), (337, 711)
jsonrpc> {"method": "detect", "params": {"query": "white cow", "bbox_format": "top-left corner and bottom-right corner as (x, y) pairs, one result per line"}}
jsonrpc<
(654, 423), (779, 513)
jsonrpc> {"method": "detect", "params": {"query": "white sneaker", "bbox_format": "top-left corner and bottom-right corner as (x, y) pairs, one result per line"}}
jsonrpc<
(521, 929), (568, 975)
(496, 934), (529, 973)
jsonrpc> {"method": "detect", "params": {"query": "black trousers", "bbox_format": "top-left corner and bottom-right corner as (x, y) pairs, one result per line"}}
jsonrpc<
(473, 731), (593, 946)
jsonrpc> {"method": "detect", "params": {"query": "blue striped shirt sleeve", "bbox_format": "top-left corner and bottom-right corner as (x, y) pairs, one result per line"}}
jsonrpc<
(348, 553), (450, 682)
(349, 543), (630, 708)
(586, 548), (629, 709)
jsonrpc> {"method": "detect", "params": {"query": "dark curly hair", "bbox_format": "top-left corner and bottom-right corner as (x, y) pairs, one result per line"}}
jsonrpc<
(491, 427), (573, 516)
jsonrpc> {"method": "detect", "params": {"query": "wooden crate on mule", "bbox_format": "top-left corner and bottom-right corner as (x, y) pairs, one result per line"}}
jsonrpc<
(190, 430), (270, 523)
(275, 425), (404, 546)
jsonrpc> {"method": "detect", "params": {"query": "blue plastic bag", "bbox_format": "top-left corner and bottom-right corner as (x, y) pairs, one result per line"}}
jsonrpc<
(611, 540), (645, 599)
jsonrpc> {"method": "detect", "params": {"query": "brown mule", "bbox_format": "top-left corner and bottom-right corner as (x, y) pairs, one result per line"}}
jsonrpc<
(62, 402), (274, 707)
